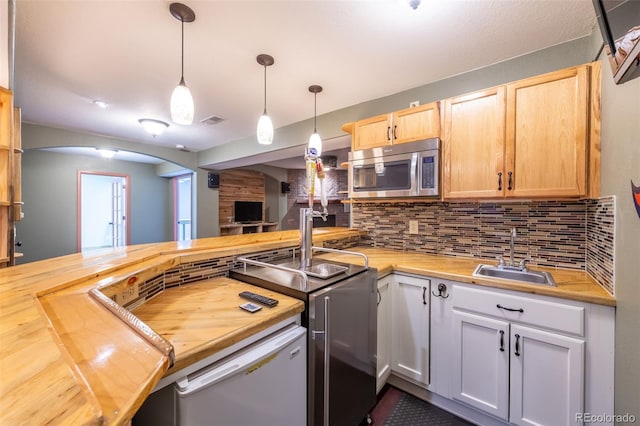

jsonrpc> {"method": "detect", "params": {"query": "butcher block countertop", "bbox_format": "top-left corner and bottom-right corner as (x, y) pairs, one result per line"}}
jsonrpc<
(0, 227), (614, 425)
(317, 247), (616, 307)
(0, 228), (359, 426)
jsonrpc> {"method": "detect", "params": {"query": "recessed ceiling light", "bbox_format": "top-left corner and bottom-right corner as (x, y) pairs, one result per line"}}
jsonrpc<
(93, 100), (108, 109)
(176, 144), (185, 149)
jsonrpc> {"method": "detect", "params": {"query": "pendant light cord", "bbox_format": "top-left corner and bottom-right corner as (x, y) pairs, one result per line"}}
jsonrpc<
(313, 92), (317, 132)
(180, 19), (185, 81)
(263, 64), (268, 115)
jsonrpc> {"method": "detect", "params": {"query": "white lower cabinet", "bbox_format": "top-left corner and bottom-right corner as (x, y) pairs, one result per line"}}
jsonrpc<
(452, 310), (510, 420)
(451, 285), (586, 426)
(509, 324), (584, 426)
(376, 275), (392, 393)
(390, 274), (430, 386)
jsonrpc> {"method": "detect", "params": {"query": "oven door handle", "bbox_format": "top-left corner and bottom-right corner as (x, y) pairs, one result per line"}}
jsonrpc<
(323, 296), (330, 426)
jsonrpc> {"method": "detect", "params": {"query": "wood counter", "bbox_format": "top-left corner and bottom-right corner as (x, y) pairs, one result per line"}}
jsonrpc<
(316, 247), (616, 306)
(0, 227), (614, 425)
(0, 228), (361, 425)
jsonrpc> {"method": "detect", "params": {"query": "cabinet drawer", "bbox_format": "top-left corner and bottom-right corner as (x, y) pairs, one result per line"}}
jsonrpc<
(453, 285), (584, 336)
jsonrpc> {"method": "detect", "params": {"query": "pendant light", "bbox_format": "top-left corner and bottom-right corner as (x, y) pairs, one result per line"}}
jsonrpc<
(308, 85), (323, 156)
(169, 3), (196, 125)
(256, 54), (275, 145)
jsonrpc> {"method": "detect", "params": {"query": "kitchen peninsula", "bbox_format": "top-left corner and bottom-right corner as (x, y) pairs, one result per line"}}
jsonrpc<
(0, 228), (615, 425)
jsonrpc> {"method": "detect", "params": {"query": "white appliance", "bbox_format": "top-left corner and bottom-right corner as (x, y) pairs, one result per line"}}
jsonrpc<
(175, 324), (306, 426)
(133, 323), (306, 426)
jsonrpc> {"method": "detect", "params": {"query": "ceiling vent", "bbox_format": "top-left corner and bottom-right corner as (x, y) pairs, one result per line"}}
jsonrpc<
(200, 115), (225, 125)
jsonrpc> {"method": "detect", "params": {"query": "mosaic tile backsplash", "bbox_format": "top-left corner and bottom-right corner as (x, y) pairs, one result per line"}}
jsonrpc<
(353, 197), (615, 294)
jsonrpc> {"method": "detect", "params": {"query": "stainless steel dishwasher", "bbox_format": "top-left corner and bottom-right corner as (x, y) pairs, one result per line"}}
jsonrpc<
(230, 248), (377, 426)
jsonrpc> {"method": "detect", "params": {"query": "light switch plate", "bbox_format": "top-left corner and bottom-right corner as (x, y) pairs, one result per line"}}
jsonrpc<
(409, 220), (419, 234)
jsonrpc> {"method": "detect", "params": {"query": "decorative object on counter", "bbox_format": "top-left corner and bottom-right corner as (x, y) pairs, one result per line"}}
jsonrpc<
(308, 84), (323, 156)
(138, 118), (169, 137)
(256, 54), (275, 145)
(169, 2), (196, 125)
(632, 180), (640, 219)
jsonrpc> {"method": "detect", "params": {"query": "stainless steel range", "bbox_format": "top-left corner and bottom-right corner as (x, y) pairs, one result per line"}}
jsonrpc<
(231, 210), (377, 426)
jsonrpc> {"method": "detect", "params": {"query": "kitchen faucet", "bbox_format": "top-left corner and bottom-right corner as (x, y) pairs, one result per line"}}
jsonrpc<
(497, 227), (530, 271)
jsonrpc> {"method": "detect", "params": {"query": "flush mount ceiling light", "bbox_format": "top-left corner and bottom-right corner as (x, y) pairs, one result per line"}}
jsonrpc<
(308, 85), (323, 157)
(256, 54), (275, 145)
(169, 2), (196, 125)
(139, 118), (169, 137)
(407, 0), (421, 9)
(93, 100), (108, 109)
(96, 148), (117, 159)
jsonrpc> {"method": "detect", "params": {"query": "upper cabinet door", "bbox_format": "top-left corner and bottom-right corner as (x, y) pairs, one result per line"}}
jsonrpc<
(442, 86), (506, 199)
(505, 65), (589, 198)
(392, 102), (441, 144)
(353, 113), (391, 151)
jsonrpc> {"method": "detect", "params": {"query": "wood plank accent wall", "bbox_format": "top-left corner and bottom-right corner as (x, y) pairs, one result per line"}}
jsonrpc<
(219, 170), (265, 223)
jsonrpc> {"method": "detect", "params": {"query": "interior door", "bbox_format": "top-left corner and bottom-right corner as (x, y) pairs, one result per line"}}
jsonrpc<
(79, 172), (128, 252)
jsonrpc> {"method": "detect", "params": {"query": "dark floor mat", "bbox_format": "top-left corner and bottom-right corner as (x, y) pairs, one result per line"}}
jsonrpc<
(384, 392), (474, 426)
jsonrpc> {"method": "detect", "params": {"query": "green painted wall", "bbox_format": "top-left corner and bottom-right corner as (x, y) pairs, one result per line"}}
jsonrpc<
(16, 149), (174, 263)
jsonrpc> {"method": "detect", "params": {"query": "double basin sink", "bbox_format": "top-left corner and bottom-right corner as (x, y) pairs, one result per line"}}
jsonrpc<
(473, 264), (556, 286)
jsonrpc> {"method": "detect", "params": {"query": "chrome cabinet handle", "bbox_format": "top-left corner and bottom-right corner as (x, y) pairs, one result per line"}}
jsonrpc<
(514, 333), (521, 357)
(498, 172), (503, 191)
(377, 289), (381, 306)
(499, 330), (505, 352)
(497, 303), (524, 313)
(507, 171), (513, 191)
(323, 296), (330, 426)
(422, 286), (428, 305)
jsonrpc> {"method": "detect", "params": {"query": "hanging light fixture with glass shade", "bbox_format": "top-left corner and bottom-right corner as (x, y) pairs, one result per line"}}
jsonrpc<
(256, 54), (275, 145)
(308, 85), (323, 156)
(169, 3), (196, 125)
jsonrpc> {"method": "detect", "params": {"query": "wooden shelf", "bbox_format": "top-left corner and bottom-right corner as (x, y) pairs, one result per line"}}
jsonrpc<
(219, 222), (278, 236)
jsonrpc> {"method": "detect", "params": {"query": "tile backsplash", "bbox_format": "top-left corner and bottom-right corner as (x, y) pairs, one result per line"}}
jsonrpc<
(353, 197), (615, 294)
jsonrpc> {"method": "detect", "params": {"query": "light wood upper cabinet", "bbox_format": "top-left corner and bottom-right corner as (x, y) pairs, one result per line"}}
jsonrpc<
(352, 113), (390, 151)
(443, 63), (597, 200)
(393, 102), (441, 144)
(506, 66), (589, 198)
(443, 86), (506, 199)
(352, 102), (440, 151)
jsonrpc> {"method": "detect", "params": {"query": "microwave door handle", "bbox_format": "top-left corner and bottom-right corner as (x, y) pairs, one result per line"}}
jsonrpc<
(411, 153), (418, 195)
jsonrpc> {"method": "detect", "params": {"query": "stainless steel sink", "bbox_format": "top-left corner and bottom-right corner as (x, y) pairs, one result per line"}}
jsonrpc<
(472, 264), (556, 286)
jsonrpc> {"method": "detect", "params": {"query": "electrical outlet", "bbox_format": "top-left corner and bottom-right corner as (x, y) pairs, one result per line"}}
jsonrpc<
(116, 282), (139, 305)
(409, 220), (419, 234)
(409, 101), (420, 108)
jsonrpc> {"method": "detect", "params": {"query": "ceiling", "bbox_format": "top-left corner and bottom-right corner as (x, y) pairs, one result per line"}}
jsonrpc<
(14, 0), (597, 165)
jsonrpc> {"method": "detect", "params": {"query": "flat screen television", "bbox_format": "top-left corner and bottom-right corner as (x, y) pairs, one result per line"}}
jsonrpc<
(592, 0), (640, 84)
(234, 201), (263, 223)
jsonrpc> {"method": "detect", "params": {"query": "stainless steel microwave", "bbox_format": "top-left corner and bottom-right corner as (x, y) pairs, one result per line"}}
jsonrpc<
(348, 138), (440, 198)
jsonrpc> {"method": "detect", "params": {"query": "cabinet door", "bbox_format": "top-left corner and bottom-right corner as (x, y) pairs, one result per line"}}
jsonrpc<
(505, 65), (589, 198)
(353, 113), (391, 151)
(392, 102), (441, 144)
(509, 324), (584, 426)
(451, 310), (510, 421)
(442, 86), (506, 199)
(390, 274), (430, 386)
(376, 276), (392, 393)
